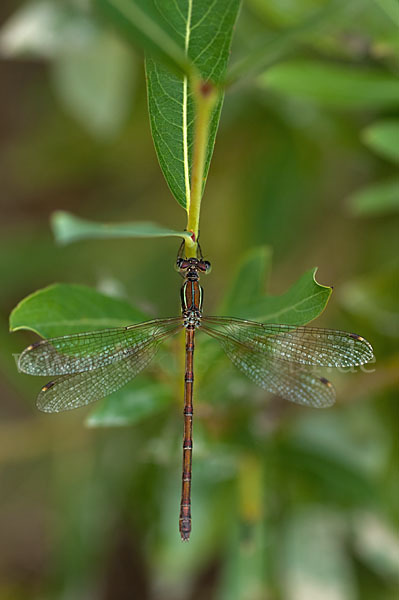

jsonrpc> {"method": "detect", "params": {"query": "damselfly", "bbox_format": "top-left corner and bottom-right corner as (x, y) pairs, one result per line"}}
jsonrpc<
(18, 250), (374, 540)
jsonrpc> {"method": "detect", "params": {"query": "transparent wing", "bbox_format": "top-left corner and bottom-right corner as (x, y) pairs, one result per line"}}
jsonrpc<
(201, 324), (335, 408)
(37, 332), (172, 412)
(18, 318), (182, 376)
(201, 316), (374, 367)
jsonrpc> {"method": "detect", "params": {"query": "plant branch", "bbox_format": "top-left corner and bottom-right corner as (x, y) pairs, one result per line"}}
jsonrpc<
(185, 79), (219, 257)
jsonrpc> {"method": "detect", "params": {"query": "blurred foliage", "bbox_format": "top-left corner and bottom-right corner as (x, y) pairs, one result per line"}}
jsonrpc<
(51, 210), (192, 245)
(0, 1), (398, 599)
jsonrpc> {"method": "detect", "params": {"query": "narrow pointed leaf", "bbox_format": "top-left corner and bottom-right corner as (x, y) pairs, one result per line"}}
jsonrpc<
(228, 0), (361, 83)
(94, 0), (194, 76)
(259, 60), (399, 109)
(347, 179), (399, 216)
(51, 211), (192, 245)
(145, 1), (241, 209)
(362, 120), (399, 164)
(10, 283), (147, 338)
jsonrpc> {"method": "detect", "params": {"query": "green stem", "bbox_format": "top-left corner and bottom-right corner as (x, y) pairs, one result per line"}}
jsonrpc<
(185, 78), (218, 257)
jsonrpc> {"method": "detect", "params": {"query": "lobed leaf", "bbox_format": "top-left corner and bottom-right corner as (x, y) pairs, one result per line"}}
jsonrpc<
(51, 211), (192, 245)
(223, 265), (332, 326)
(12, 249), (333, 424)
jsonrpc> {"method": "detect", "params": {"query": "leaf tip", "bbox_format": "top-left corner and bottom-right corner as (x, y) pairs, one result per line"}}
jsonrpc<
(311, 266), (333, 293)
(50, 210), (74, 245)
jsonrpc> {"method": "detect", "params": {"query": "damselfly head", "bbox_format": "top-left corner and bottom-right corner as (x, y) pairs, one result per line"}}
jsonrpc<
(175, 257), (212, 277)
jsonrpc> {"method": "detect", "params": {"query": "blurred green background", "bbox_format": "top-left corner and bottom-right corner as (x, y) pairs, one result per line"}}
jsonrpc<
(0, 1), (398, 599)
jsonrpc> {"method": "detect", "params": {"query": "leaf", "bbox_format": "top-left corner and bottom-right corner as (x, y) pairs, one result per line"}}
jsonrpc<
(51, 30), (136, 139)
(259, 60), (399, 109)
(362, 120), (399, 164)
(352, 511), (399, 580)
(228, 0), (363, 83)
(0, 2), (135, 138)
(10, 283), (147, 338)
(224, 266), (332, 326)
(290, 407), (387, 479)
(197, 253), (332, 385)
(373, 0), (399, 26)
(339, 263), (399, 337)
(86, 376), (172, 427)
(145, 0), (241, 209)
(94, 0), (194, 76)
(276, 439), (378, 504)
(347, 179), (399, 217)
(219, 519), (266, 600)
(0, 0), (93, 59)
(279, 509), (356, 599)
(220, 246), (273, 313)
(51, 211), (193, 245)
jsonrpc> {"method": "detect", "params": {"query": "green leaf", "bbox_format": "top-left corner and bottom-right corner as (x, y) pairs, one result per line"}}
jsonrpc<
(221, 246), (273, 313)
(276, 438), (378, 504)
(10, 283), (147, 338)
(0, 2), (135, 138)
(347, 179), (399, 217)
(145, 1), (241, 209)
(224, 266), (332, 326)
(219, 519), (266, 600)
(279, 509), (356, 598)
(197, 256), (332, 384)
(362, 120), (399, 164)
(86, 376), (172, 427)
(51, 211), (193, 245)
(373, 0), (399, 26)
(352, 512), (399, 580)
(0, 0), (92, 59)
(52, 30), (136, 139)
(228, 0), (362, 83)
(259, 60), (399, 109)
(94, 0), (194, 76)
(339, 263), (399, 336)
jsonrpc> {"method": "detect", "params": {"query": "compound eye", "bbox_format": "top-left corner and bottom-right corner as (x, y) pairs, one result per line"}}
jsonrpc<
(203, 261), (212, 274)
(175, 258), (184, 272)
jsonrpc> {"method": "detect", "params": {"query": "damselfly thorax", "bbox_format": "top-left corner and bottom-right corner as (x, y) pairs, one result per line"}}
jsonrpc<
(178, 256), (209, 328)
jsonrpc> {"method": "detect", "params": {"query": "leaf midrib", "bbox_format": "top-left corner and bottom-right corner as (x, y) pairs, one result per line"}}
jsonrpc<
(240, 288), (330, 323)
(109, 0), (190, 72)
(182, 0), (193, 212)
